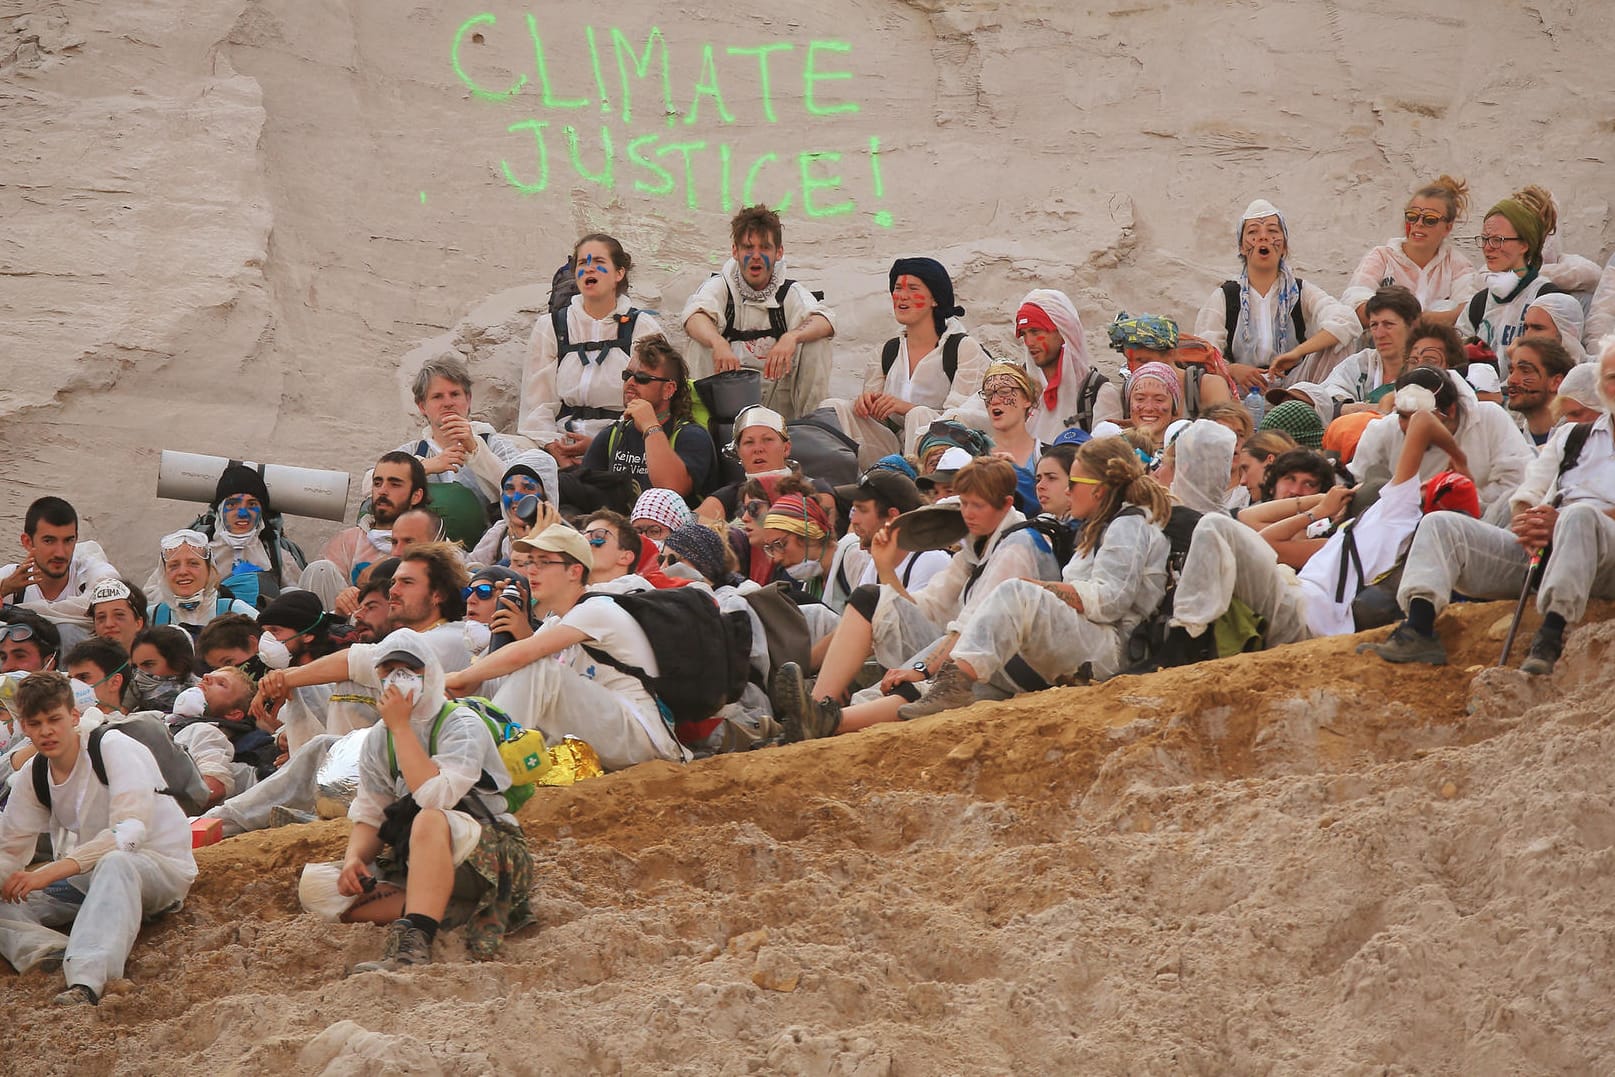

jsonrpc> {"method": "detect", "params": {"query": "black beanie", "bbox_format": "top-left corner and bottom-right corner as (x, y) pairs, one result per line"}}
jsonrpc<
(889, 257), (964, 335)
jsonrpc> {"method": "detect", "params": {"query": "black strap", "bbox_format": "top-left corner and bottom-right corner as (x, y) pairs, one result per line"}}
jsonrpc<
(1003, 654), (1052, 692)
(881, 334), (963, 385)
(1222, 279), (1306, 358)
(1334, 522), (1365, 604)
(31, 726), (118, 809)
(900, 552), (918, 588)
(721, 280), (795, 343)
(554, 306), (641, 367)
(1557, 421), (1593, 480)
(1185, 364), (1203, 418)
(1075, 369), (1107, 430)
(1466, 289), (1488, 333)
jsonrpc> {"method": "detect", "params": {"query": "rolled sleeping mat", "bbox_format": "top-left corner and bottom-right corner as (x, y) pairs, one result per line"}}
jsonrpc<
(158, 450), (351, 522)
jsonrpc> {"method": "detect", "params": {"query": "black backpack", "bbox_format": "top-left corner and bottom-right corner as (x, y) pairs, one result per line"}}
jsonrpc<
(1464, 277), (1561, 340)
(784, 410), (861, 487)
(553, 305), (644, 375)
(171, 714), (280, 780)
(1221, 280), (1308, 359)
(31, 719), (211, 818)
(1069, 368), (1110, 433)
(721, 279), (797, 343)
(880, 333), (963, 386)
(1116, 504), (1204, 672)
(577, 588), (751, 728)
(996, 515), (1078, 569)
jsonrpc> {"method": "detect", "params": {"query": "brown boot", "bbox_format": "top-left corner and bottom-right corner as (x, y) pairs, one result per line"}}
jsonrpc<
(897, 661), (977, 720)
(351, 919), (432, 974)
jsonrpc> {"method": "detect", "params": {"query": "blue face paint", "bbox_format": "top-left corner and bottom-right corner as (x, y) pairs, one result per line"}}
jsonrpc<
(576, 253), (611, 280)
(501, 476), (542, 515)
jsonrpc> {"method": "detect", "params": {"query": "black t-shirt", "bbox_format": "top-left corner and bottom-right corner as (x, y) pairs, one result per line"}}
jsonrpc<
(582, 419), (716, 498)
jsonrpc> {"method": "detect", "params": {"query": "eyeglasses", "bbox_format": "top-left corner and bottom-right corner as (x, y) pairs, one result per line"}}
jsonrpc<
(462, 582), (499, 600)
(621, 370), (672, 385)
(1474, 234), (1522, 249)
(633, 523), (670, 537)
(740, 499), (767, 520)
(582, 527), (613, 547)
(1403, 211), (1448, 227)
(0, 623), (37, 644)
(980, 387), (1026, 405)
(530, 559), (571, 569)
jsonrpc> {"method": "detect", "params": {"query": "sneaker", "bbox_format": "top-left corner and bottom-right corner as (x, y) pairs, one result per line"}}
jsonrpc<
(1359, 622), (1447, 666)
(268, 806), (317, 828)
(897, 661), (978, 720)
(1519, 628), (1563, 676)
(350, 919), (432, 974)
(53, 984), (99, 1007)
(770, 662), (841, 742)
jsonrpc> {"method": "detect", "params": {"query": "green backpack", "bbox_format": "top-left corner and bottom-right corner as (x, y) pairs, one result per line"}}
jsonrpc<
(385, 697), (547, 814)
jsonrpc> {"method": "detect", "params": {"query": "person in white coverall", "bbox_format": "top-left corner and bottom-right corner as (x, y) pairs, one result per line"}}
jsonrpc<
(821, 257), (989, 465)
(0, 497), (118, 652)
(0, 672), (196, 1006)
(1340, 175), (1479, 329)
(682, 204), (836, 421)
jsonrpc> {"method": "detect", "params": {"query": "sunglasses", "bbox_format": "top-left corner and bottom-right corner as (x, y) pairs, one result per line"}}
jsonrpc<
(462, 582), (499, 600)
(621, 370), (673, 385)
(0, 622), (37, 644)
(1403, 211), (1448, 227)
(924, 421), (978, 449)
(1069, 476), (1102, 487)
(658, 551), (683, 567)
(740, 499), (767, 520)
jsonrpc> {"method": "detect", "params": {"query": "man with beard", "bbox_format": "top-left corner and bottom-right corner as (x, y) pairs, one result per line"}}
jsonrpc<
(1012, 291), (1123, 440)
(681, 204), (837, 421)
(1504, 338), (1575, 447)
(1367, 341), (1615, 676)
(298, 453), (427, 605)
(581, 335), (717, 501)
(0, 498), (117, 651)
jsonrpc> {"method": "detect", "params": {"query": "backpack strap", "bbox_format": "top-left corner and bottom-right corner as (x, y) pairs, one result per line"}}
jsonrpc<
(551, 306), (571, 358)
(387, 702), (457, 778)
(87, 726), (111, 787)
(880, 337), (901, 376)
(31, 725), (116, 810)
(720, 274), (736, 336)
(721, 280), (796, 344)
(1334, 521), (1365, 604)
(1185, 364), (1203, 418)
(153, 605), (172, 626)
(942, 333), (962, 384)
(1221, 280), (1241, 348)
(1292, 281), (1307, 342)
(1552, 421), (1595, 506)
(768, 281), (793, 339)
(1075, 369), (1108, 431)
(31, 752), (49, 809)
(1467, 289), (1488, 333)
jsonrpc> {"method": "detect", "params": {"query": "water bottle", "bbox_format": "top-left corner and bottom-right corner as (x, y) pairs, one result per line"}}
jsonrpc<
(1243, 386), (1267, 425)
(487, 584), (525, 653)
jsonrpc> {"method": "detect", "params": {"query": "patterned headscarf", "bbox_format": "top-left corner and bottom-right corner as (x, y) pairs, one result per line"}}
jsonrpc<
(1127, 361), (1184, 415)
(980, 361), (1037, 403)
(1107, 312), (1180, 353)
(763, 493), (830, 540)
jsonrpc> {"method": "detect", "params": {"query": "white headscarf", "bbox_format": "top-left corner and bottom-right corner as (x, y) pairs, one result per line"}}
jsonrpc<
(1526, 293), (1589, 364)
(1232, 198), (1303, 367)
(1169, 420), (1237, 515)
(1018, 289), (1095, 433)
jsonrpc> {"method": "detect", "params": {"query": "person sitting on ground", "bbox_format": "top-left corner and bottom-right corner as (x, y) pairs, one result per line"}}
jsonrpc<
(822, 257), (989, 465)
(973, 361), (1045, 513)
(575, 511), (653, 598)
(755, 487), (842, 611)
(1009, 290), (1121, 439)
(1124, 361), (1185, 445)
(1365, 340), (1615, 674)
(1, 610), (61, 675)
(1505, 337), (1576, 447)
(1522, 293), (1590, 365)
(301, 452), (428, 608)
(148, 530), (256, 638)
(1256, 399), (1326, 453)
(830, 467), (950, 610)
(629, 487), (694, 553)
(463, 565), (534, 654)
(682, 204), (837, 421)
(1173, 406), (1476, 652)
(694, 405), (832, 525)
(322, 630), (534, 972)
(1554, 364), (1606, 426)
(468, 451), (563, 568)
(64, 637), (132, 717)
(196, 613), (262, 672)
(169, 665), (272, 809)
(580, 335), (717, 504)
(1457, 186), (1570, 361)
(1348, 365), (1532, 522)
(0, 672), (198, 1007)
(1282, 286), (1423, 420)
(519, 232), (663, 465)
(251, 590), (361, 756)
(441, 525), (688, 770)
(171, 463), (307, 609)
(1404, 318), (1468, 372)
(398, 356), (527, 516)
(1169, 420), (1243, 517)
(0, 497), (117, 651)
(87, 577), (148, 655)
(127, 626), (198, 713)
(772, 457), (1063, 737)
(1108, 312), (1235, 419)
(390, 508), (454, 559)
(1194, 199), (1359, 390)
(1032, 443), (1085, 523)
(1342, 175), (1478, 328)
(1239, 445), (1336, 518)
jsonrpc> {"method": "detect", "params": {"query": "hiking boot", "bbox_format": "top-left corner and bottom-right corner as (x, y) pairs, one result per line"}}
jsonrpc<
(770, 662), (841, 742)
(53, 984), (99, 1007)
(350, 919), (432, 975)
(1520, 628), (1563, 676)
(38, 950), (65, 974)
(1359, 622), (1446, 666)
(897, 661), (977, 720)
(268, 806), (317, 828)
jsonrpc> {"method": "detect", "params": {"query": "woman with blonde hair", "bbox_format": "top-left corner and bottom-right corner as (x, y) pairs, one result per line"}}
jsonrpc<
(893, 436), (1173, 717)
(1342, 175), (1478, 328)
(148, 530), (257, 638)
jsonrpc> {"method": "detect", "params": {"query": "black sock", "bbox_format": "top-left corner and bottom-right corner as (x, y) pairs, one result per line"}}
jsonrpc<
(404, 913), (440, 943)
(1406, 598), (1436, 637)
(1540, 612), (1566, 639)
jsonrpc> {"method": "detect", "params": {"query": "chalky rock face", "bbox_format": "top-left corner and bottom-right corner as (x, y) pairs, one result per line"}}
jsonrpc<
(4, 0), (1610, 567)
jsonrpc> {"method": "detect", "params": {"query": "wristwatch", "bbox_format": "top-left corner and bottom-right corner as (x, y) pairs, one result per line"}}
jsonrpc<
(911, 661), (931, 678)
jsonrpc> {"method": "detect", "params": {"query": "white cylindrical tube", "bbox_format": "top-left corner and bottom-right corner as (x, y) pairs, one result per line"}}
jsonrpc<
(157, 450), (351, 521)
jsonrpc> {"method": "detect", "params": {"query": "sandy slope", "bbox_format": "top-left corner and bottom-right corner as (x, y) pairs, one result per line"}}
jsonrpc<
(6, 602), (1612, 1075)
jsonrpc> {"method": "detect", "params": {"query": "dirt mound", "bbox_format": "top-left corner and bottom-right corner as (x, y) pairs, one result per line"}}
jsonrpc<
(7, 601), (1615, 1075)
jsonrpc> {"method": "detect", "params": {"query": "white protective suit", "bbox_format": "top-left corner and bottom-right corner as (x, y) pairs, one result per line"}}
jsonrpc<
(1348, 402), (1532, 523)
(486, 596), (687, 771)
(1457, 271), (1563, 360)
(1013, 290), (1122, 442)
(681, 258), (837, 421)
(518, 294), (664, 443)
(148, 566), (256, 633)
(1169, 421), (1238, 516)
(950, 510), (1169, 689)
(347, 629), (514, 838)
(1526, 293), (1590, 364)
(1341, 238), (1480, 318)
(821, 321), (991, 466)
(1584, 251), (1615, 345)
(0, 726), (197, 996)
(868, 509), (1064, 671)
(0, 541), (117, 648)
(1398, 415), (1615, 626)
